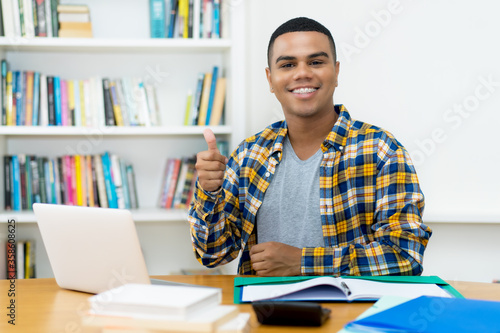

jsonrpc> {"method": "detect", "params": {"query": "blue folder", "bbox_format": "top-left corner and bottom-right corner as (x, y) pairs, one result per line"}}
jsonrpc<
(345, 295), (500, 332)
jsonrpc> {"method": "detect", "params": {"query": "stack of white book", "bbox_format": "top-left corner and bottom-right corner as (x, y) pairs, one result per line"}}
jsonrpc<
(81, 283), (250, 333)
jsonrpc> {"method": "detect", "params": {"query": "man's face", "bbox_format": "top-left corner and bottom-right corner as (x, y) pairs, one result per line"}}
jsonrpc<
(266, 31), (339, 121)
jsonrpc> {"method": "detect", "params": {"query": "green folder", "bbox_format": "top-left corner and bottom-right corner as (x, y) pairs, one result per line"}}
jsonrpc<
(233, 275), (464, 304)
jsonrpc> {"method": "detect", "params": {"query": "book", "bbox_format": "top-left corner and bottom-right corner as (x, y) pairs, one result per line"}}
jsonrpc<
(0, 239), (5, 279)
(167, 0), (179, 38)
(149, 0), (166, 38)
(102, 78), (115, 126)
(1, 0), (15, 38)
(4, 156), (12, 210)
(126, 165), (138, 209)
(94, 154), (108, 208)
(58, 12), (90, 23)
(1, 60), (7, 125)
(197, 72), (212, 125)
(204, 66), (218, 125)
(50, 0), (59, 37)
(82, 304), (239, 332)
(5, 70), (13, 125)
(35, 0), (47, 37)
(338, 296), (410, 333)
(16, 240), (25, 279)
(158, 158), (176, 207)
(92, 313), (251, 333)
(32, 71), (40, 125)
(22, 0), (35, 38)
(164, 158), (182, 208)
(46, 76), (55, 125)
(44, 0), (52, 37)
(11, 155), (21, 211)
(110, 154), (125, 209)
(109, 81), (124, 126)
(345, 295), (500, 333)
(38, 73), (48, 126)
(53, 76), (62, 125)
(24, 240), (36, 278)
(190, 73), (204, 125)
(56, 4), (89, 13)
(101, 152), (118, 208)
(183, 89), (193, 125)
(89, 284), (222, 320)
(236, 276), (457, 303)
(209, 77), (226, 126)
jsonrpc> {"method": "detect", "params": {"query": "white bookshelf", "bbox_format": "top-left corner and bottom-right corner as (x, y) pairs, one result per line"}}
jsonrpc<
(0, 1), (246, 276)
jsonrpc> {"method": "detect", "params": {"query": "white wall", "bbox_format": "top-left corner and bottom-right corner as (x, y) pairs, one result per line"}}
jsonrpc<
(244, 0), (500, 282)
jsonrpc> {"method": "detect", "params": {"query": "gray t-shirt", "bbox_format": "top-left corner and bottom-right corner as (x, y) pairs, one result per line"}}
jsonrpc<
(256, 136), (324, 248)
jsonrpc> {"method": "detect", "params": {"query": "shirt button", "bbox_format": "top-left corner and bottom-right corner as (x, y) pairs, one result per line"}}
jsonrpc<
(265, 172), (270, 177)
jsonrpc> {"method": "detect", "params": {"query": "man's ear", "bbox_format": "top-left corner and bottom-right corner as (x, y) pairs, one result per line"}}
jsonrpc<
(334, 61), (340, 87)
(265, 67), (274, 93)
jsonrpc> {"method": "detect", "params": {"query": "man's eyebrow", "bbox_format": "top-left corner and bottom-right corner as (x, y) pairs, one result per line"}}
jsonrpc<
(275, 52), (329, 64)
(275, 55), (296, 64)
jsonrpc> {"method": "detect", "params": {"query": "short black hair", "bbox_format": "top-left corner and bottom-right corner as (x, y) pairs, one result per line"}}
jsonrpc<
(267, 17), (337, 67)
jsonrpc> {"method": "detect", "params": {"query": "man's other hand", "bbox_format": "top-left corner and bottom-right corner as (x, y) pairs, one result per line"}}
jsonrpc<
(250, 242), (302, 276)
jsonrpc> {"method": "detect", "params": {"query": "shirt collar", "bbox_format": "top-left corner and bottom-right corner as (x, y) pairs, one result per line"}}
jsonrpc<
(324, 104), (352, 152)
(268, 104), (352, 158)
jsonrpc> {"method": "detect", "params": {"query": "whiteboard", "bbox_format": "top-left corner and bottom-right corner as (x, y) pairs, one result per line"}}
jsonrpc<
(247, 0), (500, 222)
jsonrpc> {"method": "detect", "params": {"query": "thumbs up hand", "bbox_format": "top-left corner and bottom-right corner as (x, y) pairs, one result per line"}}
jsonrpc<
(196, 128), (229, 192)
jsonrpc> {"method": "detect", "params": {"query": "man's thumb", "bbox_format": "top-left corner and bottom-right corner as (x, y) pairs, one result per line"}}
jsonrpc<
(203, 128), (219, 152)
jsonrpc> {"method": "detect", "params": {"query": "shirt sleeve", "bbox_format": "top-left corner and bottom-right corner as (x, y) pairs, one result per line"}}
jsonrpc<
(301, 146), (431, 276)
(187, 155), (243, 268)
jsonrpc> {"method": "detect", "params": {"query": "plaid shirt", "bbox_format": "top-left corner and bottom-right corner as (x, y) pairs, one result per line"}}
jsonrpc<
(188, 105), (431, 276)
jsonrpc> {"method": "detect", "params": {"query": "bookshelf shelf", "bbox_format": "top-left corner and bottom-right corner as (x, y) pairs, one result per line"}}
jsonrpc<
(0, 207), (189, 223)
(0, 1), (245, 277)
(0, 125), (232, 136)
(0, 37), (232, 53)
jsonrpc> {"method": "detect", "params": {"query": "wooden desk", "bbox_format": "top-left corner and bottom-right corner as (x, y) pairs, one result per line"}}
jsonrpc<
(2, 276), (500, 332)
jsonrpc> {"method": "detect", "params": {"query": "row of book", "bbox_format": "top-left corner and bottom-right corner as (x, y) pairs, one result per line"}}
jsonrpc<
(150, 0), (228, 39)
(4, 152), (139, 211)
(184, 66), (226, 126)
(0, 0), (60, 38)
(0, 60), (162, 127)
(158, 141), (227, 210)
(57, 4), (93, 38)
(0, 239), (35, 279)
(158, 156), (197, 209)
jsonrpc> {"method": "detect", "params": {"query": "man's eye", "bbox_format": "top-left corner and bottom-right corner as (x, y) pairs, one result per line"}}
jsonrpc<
(310, 60), (323, 66)
(280, 63), (294, 68)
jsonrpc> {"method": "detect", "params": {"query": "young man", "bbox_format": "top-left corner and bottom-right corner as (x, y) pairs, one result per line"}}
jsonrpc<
(188, 17), (431, 276)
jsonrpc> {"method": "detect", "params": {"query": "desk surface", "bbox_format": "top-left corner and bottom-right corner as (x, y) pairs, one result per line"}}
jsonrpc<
(2, 275), (500, 332)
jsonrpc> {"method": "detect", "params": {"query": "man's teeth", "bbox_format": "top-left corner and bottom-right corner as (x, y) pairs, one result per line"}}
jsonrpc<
(292, 87), (317, 94)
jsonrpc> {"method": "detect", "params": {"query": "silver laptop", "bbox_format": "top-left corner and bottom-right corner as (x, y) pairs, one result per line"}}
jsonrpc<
(33, 203), (194, 294)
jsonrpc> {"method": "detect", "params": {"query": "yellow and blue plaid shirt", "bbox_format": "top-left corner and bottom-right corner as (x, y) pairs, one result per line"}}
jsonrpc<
(189, 105), (431, 276)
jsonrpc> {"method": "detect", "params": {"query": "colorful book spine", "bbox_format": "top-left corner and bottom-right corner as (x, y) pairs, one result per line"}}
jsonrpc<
(25, 71), (34, 125)
(32, 72), (40, 126)
(197, 72), (212, 125)
(1, 60), (7, 125)
(53, 76), (62, 126)
(209, 77), (226, 126)
(46, 76), (55, 125)
(75, 155), (83, 205)
(5, 71), (13, 126)
(11, 155), (21, 211)
(4, 156), (12, 210)
(60, 79), (68, 126)
(150, 0), (166, 38)
(205, 66), (218, 125)
(126, 165), (138, 209)
(101, 152), (118, 208)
